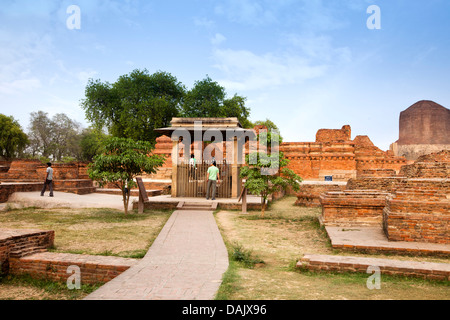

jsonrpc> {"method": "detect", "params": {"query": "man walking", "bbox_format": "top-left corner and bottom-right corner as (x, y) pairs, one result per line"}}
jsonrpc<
(206, 161), (220, 200)
(41, 162), (54, 197)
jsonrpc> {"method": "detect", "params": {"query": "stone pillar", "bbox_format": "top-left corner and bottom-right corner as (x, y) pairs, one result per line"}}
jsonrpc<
(232, 137), (240, 198)
(171, 139), (179, 198)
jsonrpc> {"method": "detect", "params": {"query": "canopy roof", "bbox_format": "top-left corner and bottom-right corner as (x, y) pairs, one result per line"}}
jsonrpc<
(155, 117), (255, 140)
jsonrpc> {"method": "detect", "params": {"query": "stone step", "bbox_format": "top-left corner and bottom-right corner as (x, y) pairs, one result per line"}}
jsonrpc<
(96, 188), (162, 197)
(58, 187), (97, 195)
(298, 254), (450, 281)
(177, 201), (217, 211)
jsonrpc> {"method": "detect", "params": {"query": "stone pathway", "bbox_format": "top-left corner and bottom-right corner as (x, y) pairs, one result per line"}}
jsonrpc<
(84, 209), (229, 300)
(7, 191), (138, 210)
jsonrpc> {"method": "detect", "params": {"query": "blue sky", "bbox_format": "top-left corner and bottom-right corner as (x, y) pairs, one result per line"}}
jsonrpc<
(1, 0), (449, 150)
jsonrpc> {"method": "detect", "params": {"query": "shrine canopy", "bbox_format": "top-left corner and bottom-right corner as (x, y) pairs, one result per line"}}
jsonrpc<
(154, 117), (255, 142)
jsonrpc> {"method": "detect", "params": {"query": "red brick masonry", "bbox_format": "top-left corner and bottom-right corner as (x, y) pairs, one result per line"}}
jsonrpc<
(10, 252), (137, 285)
(0, 229), (54, 274)
(298, 254), (450, 281)
(0, 229), (137, 285)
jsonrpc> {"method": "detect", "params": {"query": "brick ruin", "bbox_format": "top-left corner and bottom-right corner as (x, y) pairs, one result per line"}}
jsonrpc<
(148, 124), (407, 200)
(0, 160), (96, 203)
(0, 229), (136, 285)
(282, 125), (406, 181)
(320, 150), (450, 244)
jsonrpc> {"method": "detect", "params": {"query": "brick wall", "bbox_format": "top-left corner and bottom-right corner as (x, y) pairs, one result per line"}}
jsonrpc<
(150, 126), (406, 183)
(9, 252), (137, 285)
(0, 229), (54, 274)
(298, 254), (450, 281)
(383, 185), (450, 244)
(1, 229), (137, 285)
(320, 191), (390, 226)
(0, 182), (43, 203)
(0, 160), (96, 197)
(295, 182), (346, 207)
(316, 125), (351, 143)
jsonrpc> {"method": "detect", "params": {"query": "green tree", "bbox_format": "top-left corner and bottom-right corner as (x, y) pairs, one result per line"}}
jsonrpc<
(223, 95), (252, 128)
(82, 69), (185, 143)
(27, 111), (54, 158)
(27, 111), (82, 161)
(182, 76), (252, 127)
(88, 137), (165, 214)
(240, 131), (301, 217)
(79, 128), (109, 162)
(0, 114), (29, 160)
(51, 113), (82, 161)
(253, 119), (279, 132)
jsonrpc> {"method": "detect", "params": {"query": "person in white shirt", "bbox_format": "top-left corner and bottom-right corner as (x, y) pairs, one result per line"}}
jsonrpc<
(189, 154), (197, 179)
(41, 162), (54, 197)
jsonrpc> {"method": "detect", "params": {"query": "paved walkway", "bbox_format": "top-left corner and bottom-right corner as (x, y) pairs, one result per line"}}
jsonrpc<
(84, 209), (229, 300)
(7, 191), (138, 210)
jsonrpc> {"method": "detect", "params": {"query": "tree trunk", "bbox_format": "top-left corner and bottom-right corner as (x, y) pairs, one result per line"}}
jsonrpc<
(122, 188), (129, 214)
(260, 197), (266, 218)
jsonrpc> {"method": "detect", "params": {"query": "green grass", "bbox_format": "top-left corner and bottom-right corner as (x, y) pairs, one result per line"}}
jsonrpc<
(214, 196), (450, 300)
(215, 260), (241, 300)
(229, 242), (265, 269)
(0, 274), (100, 300)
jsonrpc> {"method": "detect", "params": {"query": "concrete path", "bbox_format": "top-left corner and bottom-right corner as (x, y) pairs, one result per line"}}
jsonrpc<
(84, 209), (229, 300)
(7, 191), (138, 211)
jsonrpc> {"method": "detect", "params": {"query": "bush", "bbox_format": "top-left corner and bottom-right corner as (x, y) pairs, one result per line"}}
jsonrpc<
(230, 242), (264, 269)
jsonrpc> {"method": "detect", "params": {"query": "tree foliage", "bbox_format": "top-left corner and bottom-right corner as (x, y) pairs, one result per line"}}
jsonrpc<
(240, 131), (301, 217)
(26, 111), (81, 161)
(87, 137), (165, 214)
(0, 114), (29, 160)
(253, 119), (279, 132)
(81, 69), (185, 143)
(181, 76), (252, 128)
(79, 128), (109, 162)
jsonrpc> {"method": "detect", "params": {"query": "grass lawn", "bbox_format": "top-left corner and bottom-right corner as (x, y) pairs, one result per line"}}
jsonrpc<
(0, 206), (172, 300)
(215, 196), (450, 300)
(0, 196), (448, 300)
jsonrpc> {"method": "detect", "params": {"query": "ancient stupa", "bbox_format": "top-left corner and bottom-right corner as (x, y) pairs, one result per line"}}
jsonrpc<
(391, 100), (450, 160)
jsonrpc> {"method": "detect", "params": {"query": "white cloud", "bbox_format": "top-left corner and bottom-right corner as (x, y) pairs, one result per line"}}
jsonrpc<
(284, 33), (352, 63)
(213, 48), (328, 91)
(214, 0), (277, 26)
(77, 70), (99, 84)
(0, 78), (42, 95)
(211, 33), (226, 46)
(194, 17), (215, 29)
(0, 31), (54, 82)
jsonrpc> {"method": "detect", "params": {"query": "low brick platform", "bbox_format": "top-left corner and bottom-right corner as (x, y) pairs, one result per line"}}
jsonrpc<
(298, 254), (450, 281)
(0, 182), (43, 203)
(0, 228), (137, 286)
(96, 188), (162, 197)
(0, 229), (55, 274)
(297, 254), (450, 280)
(295, 181), (346, 207)
(325, 226), (450, 256)
(383, 189), (449, 244)
(10, 252), (138, 285)
(320, 190), (390, 226)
